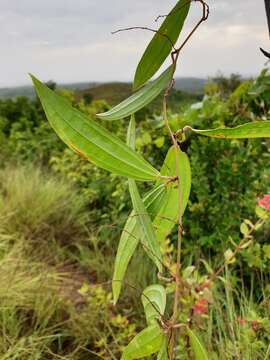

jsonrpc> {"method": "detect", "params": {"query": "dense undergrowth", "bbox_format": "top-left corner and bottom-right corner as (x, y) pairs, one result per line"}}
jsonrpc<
(0, 70), (270, 358)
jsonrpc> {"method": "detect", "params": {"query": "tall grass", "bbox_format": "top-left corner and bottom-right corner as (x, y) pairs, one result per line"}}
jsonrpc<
(0, 165), (134, 359)
(0, 165), (88, 261)
(197, 269), (270, 360)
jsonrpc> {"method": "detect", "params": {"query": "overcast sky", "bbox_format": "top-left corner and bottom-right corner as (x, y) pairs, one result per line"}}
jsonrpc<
(0, 0), (269, 87)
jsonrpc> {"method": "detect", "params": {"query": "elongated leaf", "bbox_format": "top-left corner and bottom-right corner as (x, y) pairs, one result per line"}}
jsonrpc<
(154, 146), (191, 243)
(31, 75), (159, 181)
(113, 185), (166, 304)
(157, 336), (169, 360)
(121, 323), (164, 360)
(142, 285), (166, 325)
(113, 146), (191, 303)
(113, 118), (166, 304)
(97, 66), (173, 121)
(127, 116), (162, 271)
(129, 180), (163, 272)
(189, 121), (270, 139)
(134, 0), (191, 89)
(127, 115), (136, 150)
(187, 329), (209, 360)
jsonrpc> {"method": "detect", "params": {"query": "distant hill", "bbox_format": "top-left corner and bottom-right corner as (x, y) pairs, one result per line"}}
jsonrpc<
(0, 77), (206, 100)
(77, 82), (132, 105)
(0, 82), (98, 99)
(174, 77), (207, 94)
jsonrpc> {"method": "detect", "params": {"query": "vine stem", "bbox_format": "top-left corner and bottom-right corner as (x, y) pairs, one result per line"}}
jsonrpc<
(162, 2), (209, 358)
(163, 53), (183, 360)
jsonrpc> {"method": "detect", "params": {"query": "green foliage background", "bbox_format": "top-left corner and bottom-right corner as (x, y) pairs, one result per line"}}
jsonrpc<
(1, 70), (270, 259)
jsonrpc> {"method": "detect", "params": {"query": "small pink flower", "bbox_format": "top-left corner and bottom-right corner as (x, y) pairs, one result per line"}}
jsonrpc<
(251, 320), (259, 332)
(192, 299), (208, 315)
(237, 316), (246, 326)
(258, 193), (270, 211)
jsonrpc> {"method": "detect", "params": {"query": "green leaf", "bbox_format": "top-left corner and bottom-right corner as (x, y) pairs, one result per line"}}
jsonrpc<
(128, 179), (163, 272)
(97, 66), (173, 121)
(141, 285), (166, 325)
(188, 121), (270, 139)
(154, 146), (191, 243)
(255, 206), (269, 220)
(113, 117), (165, 304)
(187, 329), (209, 360)
(112, 184), (166, 304)
(127, 116), (162, 272)
(240, 222), (249, 236)
(30, 75), (159, 181)
(157, 336), (168, 360)
(127, 115), (136, 150)
(134, 0), (191, 89)
(121, 323), (164, 360)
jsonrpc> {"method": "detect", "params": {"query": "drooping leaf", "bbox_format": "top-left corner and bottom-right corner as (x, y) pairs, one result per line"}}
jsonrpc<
(113, 117), (165, 304)
(127, 116), (162, 272)
(157, 336), (169, 360)
(127, 115), (136, 150)
(30, 75), (159, 181)
(154, 146), (191, 243)
(134, 0), (191, 89)
(112, 184), (166, 304)
(113, 146), (191, 303)
(141, 284), (166, 325)
(97, 65), (173, 121)
(187, 329), (209, 360)
(188, 121), (270, 139)
(121, 323), (164, 360)
(128, 178), (163, 272)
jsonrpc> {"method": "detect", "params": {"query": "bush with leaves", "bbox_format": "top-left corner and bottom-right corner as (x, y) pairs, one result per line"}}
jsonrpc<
(29, 0), (270, 358)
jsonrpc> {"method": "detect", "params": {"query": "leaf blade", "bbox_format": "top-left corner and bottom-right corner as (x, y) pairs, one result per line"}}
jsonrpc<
(113, 117), (165, 304)
(189, 121), (270, 139)
(128, 178), (163, 272)
(141, 284), (166, 325)
(187, 329), (209, 360)
(121, 323), (164, 360)
(127, 116), (162, 272)
(134, 0), (191, 89)
(157, 336), (169, 360)
(154, 146), (191, 243)
(97, 66), (173, 121)
(30, 75), (159, 181)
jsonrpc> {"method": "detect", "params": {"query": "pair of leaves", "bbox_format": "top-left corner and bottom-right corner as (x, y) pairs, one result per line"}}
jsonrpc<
(112, 183), (166, 304)
(31, 76), (159, 182)
(188, 121), (270, 139)
(127, 116), (163, 272)
(97, 65), (173, 121)
(113, 143), (191, 304)
(121, 285), (167, 359)
(98, 0), (191, 120)
(113, 116), (165, 304)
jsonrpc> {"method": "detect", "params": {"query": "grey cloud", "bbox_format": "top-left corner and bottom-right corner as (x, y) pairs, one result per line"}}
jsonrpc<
(0, 0), (269, 87)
